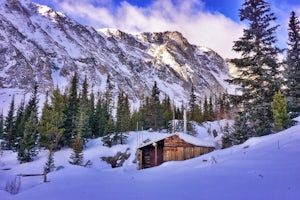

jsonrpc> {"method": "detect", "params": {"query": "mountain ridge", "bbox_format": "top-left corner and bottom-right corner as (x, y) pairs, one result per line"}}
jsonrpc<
(0, 0), (232, 107)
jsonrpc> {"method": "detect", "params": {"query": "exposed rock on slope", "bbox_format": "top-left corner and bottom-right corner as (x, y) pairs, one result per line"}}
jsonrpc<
(0, 0), (231, 105)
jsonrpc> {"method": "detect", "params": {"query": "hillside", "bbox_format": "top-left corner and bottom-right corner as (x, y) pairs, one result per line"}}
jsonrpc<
(1, 119), (300, 200)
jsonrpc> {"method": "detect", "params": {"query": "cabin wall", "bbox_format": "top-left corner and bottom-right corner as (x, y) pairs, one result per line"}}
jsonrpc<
(163, 135), (214, 162)
(139, 135), (214, 169)
(139, 140), (164, 169)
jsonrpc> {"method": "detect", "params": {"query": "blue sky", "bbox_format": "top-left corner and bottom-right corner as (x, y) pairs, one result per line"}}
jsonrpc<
(33, 0), (300, 58)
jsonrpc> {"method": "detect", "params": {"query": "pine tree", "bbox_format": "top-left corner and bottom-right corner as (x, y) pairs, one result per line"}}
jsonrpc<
(130, 110), (143, 131)
(94, 95), (108, 137)
(4, 96), (15, 150)
(104, 75), (114, 114)
(286, 11), (300, 113)
(228, 0), (281, 136)
(18, 82), (39, 150)
(69, 134), (84, 165)
(140, 96), (151, 130)
(17, 111), (38, 163)
(116, 92), (130, 144)
(0, 110), (3, 139)
(77, 76), (92, 141)
(89, 91), (97, 138)
(149, 81), (162, 131)
(194, 102), (203, 123)
(24, 82), (39, 124)
(188, 84), (197, 121)
(38, 94), (54, 148)
(221, 122), (234, 149)
(162, 95), (172, 129)
(231, 112), (253, 145)
(208, 95), (214, 121)
(102, 116), (115, 147)
(14, 97), (25, 148)
(39, 90), (65, 150)
(272, 91), (292, 132)
(50, 87), (66, 149)
(203, 96), (209, 121)
(63, 73), (79, 147)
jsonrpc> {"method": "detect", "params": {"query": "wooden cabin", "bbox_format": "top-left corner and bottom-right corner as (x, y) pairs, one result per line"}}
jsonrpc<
(138, 133), (215, 169)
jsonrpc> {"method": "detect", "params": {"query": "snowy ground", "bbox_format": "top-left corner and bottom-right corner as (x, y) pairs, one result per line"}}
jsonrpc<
(1, 120), (300, 200)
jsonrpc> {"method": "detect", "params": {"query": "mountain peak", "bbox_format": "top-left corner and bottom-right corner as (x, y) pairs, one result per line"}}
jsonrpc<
(0, 0), (232, 106)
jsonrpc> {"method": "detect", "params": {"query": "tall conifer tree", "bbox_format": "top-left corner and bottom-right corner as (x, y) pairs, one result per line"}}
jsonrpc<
(4, 96), (15, 150)
(0, 110), (3, 139)
(286, 11), (300, 113)
(149, 81), (162, 131)
(14, 97), (25, 147)
(188, 84), (197, 121)
(228, 0), (281, 136)
(64, 73), (79, 146)
(77, 76), (91, 141)
(18, 111), (38, 163)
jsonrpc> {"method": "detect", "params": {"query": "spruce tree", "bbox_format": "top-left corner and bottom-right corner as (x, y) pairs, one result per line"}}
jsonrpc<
(102, 116), (115, 147)
(272, 91), (292, 132)
(17, 111), (38, 163)
(69, 134), (84, 165)
(116, 92), (130, 144)
(89, 91), (97, 138)
(203, 96), (209, 121)
(94, 95), (107, 137)
(231, 112), (253, 145)
(195, 102), (203, 123)
(24, 82), (39, 124)
(64, 73), (79, 147)
(14, 97), (25, 148)
(228, 0), (281, 136)
(50, 87), (66, 149)
(0, 110), (3, 139)
(130, 110), (143, 131)
(162, 95), (172, 129)
(77, 76), (92, 141)
(188, 84), (197, 121)
(208, 95), (214, 121)
(39, 90), (65, 150)
(149, 81), (162, 131)
(4, 96), (15, 150)
(286, 11), (300, 113)
(38, 94), (54, 148)
(104, 75), (114, 114)
(141, 96), (151, 129)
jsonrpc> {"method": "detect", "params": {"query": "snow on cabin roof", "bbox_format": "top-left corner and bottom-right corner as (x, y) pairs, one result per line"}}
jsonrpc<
(138, 132), (215, 149)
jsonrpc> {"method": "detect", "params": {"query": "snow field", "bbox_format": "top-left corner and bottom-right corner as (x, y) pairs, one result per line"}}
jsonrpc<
(0, 120), (300, 200)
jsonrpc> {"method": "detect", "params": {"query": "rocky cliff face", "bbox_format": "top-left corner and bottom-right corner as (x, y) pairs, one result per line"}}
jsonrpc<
(0, 0), (231, 106)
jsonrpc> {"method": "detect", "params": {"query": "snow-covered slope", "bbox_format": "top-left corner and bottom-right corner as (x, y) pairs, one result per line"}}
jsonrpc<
(1, 120), (300, 200)
(0, 0), (232, 111)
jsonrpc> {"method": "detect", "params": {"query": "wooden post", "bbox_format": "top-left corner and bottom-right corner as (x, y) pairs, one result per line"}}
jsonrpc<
(43, 172), (47, 183)
(138, 150), (143, 169)
(153, 143), (157, 166)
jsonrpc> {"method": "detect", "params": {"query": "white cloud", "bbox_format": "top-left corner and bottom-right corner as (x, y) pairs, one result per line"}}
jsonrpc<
(54, 0), (245, 58)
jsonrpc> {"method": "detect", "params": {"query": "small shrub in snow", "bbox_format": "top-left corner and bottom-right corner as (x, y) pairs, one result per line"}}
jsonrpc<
(101, 148), (131, 168)
(5, 176), (21, 195)
(69, 135), (84, 166)
(44, 150), (55, 174)
(56, 165), (64, 171)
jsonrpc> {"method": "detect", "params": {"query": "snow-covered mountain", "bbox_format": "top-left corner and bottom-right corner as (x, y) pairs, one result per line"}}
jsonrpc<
(0, 0), (232, 108)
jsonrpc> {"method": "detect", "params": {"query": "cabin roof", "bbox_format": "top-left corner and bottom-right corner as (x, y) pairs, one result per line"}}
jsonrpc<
(138, 132), (215, 149)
